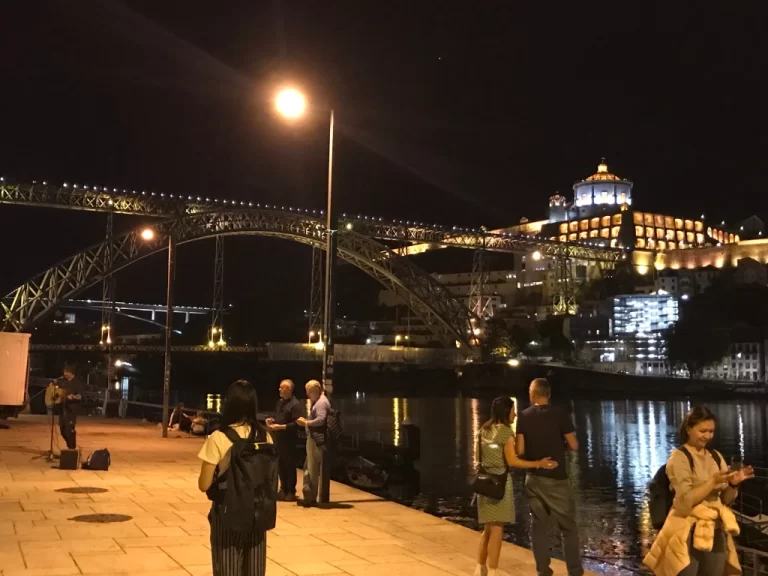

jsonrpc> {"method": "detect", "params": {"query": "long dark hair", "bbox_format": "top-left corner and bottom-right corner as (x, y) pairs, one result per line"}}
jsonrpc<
(679, 406), (717, 444)
(481, 396), (514, 429)
(220, 380), (265, 440)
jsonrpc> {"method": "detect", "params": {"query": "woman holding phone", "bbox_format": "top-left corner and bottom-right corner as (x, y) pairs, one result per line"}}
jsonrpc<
(644, 406), (755, 576)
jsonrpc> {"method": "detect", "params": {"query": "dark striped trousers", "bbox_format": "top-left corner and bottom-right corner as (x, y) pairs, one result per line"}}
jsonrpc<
(209, 504), (267, 576)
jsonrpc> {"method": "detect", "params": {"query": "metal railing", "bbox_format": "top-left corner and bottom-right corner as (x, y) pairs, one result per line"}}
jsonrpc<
(738, 546), (768, 576)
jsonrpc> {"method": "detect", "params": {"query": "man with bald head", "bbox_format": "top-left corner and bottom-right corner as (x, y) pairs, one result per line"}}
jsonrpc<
(516, 378), (582, 576)
(266, 379), (303, 501)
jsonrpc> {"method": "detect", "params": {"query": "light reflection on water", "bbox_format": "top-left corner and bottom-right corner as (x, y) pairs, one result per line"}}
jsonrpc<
(333, 394), (768, 572)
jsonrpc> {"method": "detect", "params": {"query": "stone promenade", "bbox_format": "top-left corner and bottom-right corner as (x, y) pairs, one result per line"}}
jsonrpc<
(0, 416), (589, 576)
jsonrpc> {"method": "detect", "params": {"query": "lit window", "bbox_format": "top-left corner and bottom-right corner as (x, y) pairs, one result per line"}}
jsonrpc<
(685, 220), (694, 231)
(636, 226), (644, 237)
(612, 214), (622, 225)
(600, 228), (610, 238)
(559, 223), (567, 234)
(589, 229), (599, 238)
(611, 226), (621, 238)
(602, 216), (611, 227)
(633, 212), (644, 225)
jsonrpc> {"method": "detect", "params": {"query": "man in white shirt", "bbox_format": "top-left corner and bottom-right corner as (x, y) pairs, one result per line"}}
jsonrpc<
(296, 380), (330, 507)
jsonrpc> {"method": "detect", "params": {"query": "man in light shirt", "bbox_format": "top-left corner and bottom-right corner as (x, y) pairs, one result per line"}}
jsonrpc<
(296, 380), (330, 507)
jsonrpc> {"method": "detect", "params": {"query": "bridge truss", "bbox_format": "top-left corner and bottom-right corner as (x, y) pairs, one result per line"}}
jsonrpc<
(1, 180), (625, 349)
(2, 209), (476, 348)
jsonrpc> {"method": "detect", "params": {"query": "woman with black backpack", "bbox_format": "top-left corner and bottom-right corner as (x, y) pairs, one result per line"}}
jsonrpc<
(198, 380), (273, 576)
(644, 406), (754, 576)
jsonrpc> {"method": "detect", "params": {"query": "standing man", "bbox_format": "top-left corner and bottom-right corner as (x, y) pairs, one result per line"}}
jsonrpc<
(516, 378), (583, 576)
(265, 379), (303, 502)
(58, 363), (83, 450)
(296, 379), (330, 507)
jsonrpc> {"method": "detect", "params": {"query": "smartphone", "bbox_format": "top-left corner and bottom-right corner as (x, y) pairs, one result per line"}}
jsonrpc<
(731, 455), (743, 471)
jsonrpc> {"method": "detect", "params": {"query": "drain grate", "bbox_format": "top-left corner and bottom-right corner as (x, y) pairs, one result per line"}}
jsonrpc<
(70, 514), (132, 523)
(56, 487), (109, 494)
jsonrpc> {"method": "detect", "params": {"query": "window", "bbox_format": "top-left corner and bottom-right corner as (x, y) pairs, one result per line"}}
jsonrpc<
(570, 221), (579, 232)
(602, 216), (611, 227)
(559, 223), (568, 234)
(636, 226), (645, 237)
(665, 216), (674, 228)
(590, 229), (599, 238)
(685, 220), (694, 231)
(612, 214), (622, 225)
(611, 226), (621, 238)
(636, 238), (646, 248)
(600, 228), (610, 238)
(633, 212), (644, 225)
(580, 219), (589, 231)
(591, 217), (600, 229)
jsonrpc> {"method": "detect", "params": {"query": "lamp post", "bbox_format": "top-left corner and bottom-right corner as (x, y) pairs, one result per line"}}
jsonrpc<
(276, 88), (336, 503)
(139, 226), (174, 438)
(162, 233), (176, 439)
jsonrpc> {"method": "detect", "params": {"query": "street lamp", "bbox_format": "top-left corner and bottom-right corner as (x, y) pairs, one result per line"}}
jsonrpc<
(276, 87), (337, 504)
(138, 224), (175, 439)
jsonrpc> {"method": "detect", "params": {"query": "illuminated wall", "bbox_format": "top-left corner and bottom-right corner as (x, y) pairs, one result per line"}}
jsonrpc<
(655, 239), (768, 270)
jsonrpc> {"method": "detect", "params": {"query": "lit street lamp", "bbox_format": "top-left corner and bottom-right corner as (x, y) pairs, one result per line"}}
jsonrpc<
(140, 225), (175, 438)
(276, 87), (337, 503)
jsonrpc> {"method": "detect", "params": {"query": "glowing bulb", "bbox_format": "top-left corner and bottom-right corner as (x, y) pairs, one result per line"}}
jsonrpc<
(532, 251), (542, 261)
(507, 358), (520, 367)
(140, 228), (155, 241)
(275, 88), (306, 119)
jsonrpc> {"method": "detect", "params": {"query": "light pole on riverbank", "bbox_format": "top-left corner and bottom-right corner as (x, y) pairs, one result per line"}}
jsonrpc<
(276, 87), (336, 503)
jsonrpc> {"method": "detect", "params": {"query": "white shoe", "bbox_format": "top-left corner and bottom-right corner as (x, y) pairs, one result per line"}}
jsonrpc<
(473, 565), (487, 576)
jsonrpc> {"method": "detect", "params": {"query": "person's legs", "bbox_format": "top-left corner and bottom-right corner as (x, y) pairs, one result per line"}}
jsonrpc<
(59, 407), (76, 450)
(242, 530), (267, 576)
(544, 480), (583, 576)
(302, 436), (323, 504)
(210, 504), (246, 576)
(525, 475), (555, 576)
(282, 442), (297, 497)
(486, 523), (504, 570)
(688, 529), (726, 576)
(476, 524), (491, 566)
(276, 442), (292, 497)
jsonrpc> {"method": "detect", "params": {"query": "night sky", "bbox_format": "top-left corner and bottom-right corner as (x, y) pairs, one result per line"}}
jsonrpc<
(2, 1), (767, 342)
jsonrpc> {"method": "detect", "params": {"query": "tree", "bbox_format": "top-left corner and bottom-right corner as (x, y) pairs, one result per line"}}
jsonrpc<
(666, 290), (731, 378)
(480, 317), (514, 362)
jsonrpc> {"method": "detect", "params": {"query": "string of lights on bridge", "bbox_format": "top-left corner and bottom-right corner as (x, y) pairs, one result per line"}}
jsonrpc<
(0, 176), (624, 252)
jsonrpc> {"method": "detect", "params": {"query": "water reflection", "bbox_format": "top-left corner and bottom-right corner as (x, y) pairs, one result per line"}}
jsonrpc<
(206, 393), (222, 413)
(332, 394), (768, 571)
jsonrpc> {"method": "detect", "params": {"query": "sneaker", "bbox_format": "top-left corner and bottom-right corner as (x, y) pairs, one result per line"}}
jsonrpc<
(297, 499), (316, 508)
(473, 566), (487, 576)
(276, 491), (286, 502)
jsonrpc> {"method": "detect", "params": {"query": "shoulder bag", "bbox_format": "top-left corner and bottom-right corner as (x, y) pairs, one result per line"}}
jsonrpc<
(470, 429), (508, 500)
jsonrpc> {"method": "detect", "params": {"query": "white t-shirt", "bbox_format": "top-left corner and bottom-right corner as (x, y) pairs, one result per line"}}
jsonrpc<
(197, 424), (272, 475)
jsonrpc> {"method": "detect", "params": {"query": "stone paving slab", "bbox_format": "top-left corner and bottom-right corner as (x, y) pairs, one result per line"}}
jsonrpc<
(0, 415), (597, 575)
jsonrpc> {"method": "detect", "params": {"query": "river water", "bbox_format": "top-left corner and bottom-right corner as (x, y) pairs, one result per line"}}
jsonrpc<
(322, 394), (768, 574)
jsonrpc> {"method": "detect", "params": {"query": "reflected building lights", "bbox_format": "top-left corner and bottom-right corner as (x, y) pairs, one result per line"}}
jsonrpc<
(471, 398), (480, 466)
(738, 405), (745, 459)
(393, 397), (401, 447)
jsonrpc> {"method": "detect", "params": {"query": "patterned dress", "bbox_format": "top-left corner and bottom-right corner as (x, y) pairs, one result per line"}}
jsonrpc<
(476, 424), (515, 524)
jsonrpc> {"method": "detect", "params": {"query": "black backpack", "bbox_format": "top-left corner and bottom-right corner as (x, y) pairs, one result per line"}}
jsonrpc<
(326, 408), (343, 445)
(206, 427), (279, 533)
(648, 446), (722, 530)
(83, 449), (111, 471)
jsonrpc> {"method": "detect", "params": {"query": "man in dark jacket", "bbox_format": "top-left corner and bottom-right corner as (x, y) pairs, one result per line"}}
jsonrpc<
(57, 363), (83, 450)
(266, 379), (303, 501)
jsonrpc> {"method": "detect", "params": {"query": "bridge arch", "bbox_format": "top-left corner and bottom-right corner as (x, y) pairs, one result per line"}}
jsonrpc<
(2, 209), (475, 348)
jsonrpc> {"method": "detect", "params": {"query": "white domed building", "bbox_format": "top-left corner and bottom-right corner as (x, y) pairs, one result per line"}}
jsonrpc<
(572, 159), (633, 219)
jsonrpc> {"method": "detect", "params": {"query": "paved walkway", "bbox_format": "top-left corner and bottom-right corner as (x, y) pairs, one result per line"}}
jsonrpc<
(0, 416), (589, 576)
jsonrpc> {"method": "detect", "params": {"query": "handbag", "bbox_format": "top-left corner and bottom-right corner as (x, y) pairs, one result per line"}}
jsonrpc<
(471, 430), (508, 500)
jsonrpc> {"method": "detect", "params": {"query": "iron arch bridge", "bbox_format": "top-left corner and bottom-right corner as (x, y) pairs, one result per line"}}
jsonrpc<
(1, 209), (476, 348)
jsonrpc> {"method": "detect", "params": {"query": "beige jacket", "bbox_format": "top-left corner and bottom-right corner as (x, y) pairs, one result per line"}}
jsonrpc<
(643, 500), (741, 576)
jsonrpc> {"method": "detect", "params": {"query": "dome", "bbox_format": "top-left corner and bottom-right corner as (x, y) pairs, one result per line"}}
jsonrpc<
(584, 158), (623, 182)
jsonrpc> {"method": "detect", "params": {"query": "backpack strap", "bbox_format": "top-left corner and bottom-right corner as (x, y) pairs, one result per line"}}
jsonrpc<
(222, 427), (241, 444)
(678, 446), (723, 470)
(708, 448), (723, 469)
(678, 446), (695, 470)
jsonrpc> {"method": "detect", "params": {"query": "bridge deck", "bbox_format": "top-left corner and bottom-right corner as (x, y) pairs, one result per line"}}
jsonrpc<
(0, 416), (595, 576)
